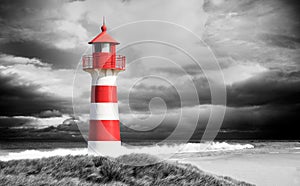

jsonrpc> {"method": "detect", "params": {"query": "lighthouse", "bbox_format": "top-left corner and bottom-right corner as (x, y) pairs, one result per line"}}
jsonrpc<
(82, 18), (125, 156)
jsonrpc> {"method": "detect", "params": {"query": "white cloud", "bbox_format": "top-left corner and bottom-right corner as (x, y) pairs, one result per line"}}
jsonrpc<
(0, 54), (49, 67)
(211, 62), (268, 85)
(223, 63), (268, 85)
(0, 54), (87, 99)
(5, 115), (70, 129)
(53, 20), (89, 49)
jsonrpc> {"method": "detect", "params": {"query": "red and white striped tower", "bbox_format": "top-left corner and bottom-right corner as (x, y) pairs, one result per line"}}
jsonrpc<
(82, 18), (125, 155)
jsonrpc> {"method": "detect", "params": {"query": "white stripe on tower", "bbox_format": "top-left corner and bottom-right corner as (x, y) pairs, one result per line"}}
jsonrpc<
(91, 69), (118, 86)
(92, 75), (117, 86)
(90, 103), (119, 120)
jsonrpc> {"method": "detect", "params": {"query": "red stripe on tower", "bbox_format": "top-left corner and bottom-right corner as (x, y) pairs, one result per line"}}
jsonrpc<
(91, 86), (117, 103)
(89, 120), (121, 141)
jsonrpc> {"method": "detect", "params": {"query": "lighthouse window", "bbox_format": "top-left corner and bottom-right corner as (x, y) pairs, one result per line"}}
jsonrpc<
(93, 43), (111, 53)
(101, 43), (110, 52)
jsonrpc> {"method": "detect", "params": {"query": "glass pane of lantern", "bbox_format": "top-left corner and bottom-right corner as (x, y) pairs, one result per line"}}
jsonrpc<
(101, 43), (110, 52)
(92, 43), (111, 53)
(93, 43), (101, 53)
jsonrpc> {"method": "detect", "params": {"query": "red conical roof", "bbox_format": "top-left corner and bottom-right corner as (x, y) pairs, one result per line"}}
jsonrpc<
(88, 18), (119, 44)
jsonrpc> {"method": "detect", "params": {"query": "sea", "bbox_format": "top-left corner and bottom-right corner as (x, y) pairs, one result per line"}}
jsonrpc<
(0, 140), (299, 161)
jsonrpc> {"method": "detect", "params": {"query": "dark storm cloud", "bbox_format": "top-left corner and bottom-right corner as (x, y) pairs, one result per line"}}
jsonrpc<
(0, 0), (30, 19)
(128, 83), (181, 111)
(0, 41), (83, 69)
(124, 68), (299, 111)
(0, 120), (85, 141)
(226, 70), (300, 107)
(121, 67), (300, 140)
(0, 72), (71, 116)
(0, 0), (88, 69)
(220, 103), (300, 139)
(152, 60), (231, 76)
(0, 1), (57, 42)
(197, 0), (300, 139)
(0, 116), (32, 128)
(224, 70), (300, 139)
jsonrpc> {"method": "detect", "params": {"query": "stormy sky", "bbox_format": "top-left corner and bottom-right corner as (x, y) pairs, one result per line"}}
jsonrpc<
(0, 0), (299, 142)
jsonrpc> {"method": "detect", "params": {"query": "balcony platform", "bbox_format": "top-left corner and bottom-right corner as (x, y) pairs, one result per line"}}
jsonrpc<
(82, 54), (125, 70)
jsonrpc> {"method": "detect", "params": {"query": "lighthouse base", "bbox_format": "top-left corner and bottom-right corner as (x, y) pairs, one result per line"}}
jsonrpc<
(88, 141), (122, 157)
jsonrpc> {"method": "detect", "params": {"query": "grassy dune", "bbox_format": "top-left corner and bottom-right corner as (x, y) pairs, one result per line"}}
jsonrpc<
(0, 154), (254, 186)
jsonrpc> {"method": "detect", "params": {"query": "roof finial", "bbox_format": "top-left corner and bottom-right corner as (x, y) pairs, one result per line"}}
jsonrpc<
(101, 16), (107, 32)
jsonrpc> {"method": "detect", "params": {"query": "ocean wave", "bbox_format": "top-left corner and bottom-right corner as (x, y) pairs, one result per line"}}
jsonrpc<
(292, 147), (300, 150)
(0, 148), (88, 161)
(0, 142), (254, 161)
(179, 142), (254, 152)
(125, 142), (254, 155)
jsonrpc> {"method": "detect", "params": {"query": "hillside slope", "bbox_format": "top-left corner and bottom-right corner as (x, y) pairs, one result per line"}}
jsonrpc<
(0, 154), (254, 186)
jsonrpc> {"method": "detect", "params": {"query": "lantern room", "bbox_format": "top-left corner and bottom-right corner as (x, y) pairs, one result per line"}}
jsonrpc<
(82, 19), (125, 70)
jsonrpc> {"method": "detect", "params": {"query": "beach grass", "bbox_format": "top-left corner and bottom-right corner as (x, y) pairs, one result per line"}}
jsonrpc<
(0, 153), (254, 186)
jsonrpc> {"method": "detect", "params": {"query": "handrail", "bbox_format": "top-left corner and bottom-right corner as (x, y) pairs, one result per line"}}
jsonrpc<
(82, 55), (93, 69)
(82, 54), (125, 70)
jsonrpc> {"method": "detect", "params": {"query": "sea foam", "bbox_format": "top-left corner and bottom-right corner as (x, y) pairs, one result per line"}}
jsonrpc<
(0, 142), (254, 161)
